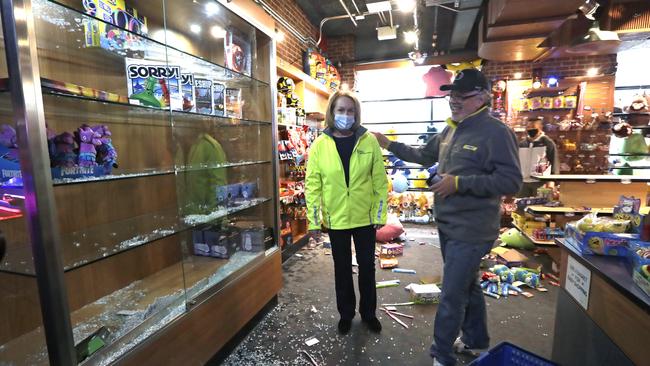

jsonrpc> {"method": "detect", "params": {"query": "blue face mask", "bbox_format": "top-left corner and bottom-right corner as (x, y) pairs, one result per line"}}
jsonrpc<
(334, 114), (355, 130)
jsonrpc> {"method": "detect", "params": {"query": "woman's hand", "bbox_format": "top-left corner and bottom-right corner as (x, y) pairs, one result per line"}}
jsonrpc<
(371, 132), (391, 149)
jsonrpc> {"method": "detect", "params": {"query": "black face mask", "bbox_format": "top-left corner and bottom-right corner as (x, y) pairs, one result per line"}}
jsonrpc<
(527, 129), (539, 138)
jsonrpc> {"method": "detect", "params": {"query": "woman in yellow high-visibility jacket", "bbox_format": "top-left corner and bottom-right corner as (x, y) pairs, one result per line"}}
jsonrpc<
(305, 90), (388, 334)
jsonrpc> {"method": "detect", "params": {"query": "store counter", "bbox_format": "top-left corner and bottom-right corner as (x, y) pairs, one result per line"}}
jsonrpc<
(553, 238), (650, 366)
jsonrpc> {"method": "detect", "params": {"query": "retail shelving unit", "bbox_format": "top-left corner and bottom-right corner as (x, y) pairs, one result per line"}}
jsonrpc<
(0, 1), (280, 365)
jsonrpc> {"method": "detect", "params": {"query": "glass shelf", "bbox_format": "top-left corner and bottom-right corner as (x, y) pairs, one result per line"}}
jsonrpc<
(51, 160), (270, 186)
(0, 197), (271, 276)
(39, 0), (270, 87)
(0, 86), (273, 128)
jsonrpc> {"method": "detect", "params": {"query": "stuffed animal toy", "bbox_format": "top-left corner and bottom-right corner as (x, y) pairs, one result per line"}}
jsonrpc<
(75, 126), (101, 167)
(416, 192), (429, 216)
(622, 133), (647, 161)
(499, 228), (535, 250)
(388, 155), (411, 176)
(512, 267), (541, 288)
(0, 125), (19, 162)
(388, 192), (401, 215)
(401, 192), (414, 217)
(392, 173), (409, 193)
(627, 95), (649, 113)
(92, 125), (118, 168)
(385, 127), (398, 142)
(418, 124), (438, 144)
(491, 264), (515, 283)
(52, 132), (77, 167)
(414, 170), (428, 189)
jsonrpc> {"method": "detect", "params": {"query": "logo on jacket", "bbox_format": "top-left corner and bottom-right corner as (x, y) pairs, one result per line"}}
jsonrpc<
(463, 144), (478, 151)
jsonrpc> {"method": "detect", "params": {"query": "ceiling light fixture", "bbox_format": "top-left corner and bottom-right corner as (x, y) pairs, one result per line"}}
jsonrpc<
(210, 25), (227, 38)
(397, 0), (416, 12)
(366, 1), (392, 13)
(190, 24), (201, 34)
(404, 30), (418, 44)
(578, 0), (600, 20)
(205, 2), (219, 16)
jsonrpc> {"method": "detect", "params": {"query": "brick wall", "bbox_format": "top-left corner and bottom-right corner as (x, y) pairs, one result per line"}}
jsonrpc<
(323, 35), (356, 88)
(263, 0), (318, 66)
(482, 54), (618, 81)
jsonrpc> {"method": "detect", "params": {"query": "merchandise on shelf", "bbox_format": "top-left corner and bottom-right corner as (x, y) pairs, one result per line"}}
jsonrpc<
(224, 27), (252, 76)
(304, 49), (341, 91)
(125, 58), (182, 110)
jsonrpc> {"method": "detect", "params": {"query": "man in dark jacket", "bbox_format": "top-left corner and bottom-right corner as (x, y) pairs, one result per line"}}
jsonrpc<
(373, 69), (522, 366)
(517, 117), (559, 197)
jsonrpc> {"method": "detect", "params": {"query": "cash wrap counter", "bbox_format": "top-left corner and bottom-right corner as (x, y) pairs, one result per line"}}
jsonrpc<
(553, 238), (650, 366)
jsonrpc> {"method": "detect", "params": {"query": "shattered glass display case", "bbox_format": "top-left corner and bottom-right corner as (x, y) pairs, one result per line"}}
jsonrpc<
(0, 0), (280, 364)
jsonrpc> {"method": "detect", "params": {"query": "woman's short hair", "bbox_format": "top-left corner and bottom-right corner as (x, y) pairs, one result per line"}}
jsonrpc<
(325, 90), (362, 130)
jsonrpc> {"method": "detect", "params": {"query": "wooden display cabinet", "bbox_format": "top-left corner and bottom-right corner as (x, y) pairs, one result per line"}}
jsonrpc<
(0, 1), (281, 365)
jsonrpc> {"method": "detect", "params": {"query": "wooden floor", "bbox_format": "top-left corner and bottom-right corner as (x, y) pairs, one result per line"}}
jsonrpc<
(0, 254), (245, 364)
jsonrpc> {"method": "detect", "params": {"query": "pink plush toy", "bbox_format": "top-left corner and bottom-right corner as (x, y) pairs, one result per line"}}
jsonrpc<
(75, 126), (101, 167)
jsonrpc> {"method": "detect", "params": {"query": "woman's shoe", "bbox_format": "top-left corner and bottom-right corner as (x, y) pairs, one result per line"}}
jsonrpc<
(362, 317), (382, 333)
(338, 319), (352, 334)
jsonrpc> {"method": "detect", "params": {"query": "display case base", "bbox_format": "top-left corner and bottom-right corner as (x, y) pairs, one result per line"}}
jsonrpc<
(115, 249), (282, 366)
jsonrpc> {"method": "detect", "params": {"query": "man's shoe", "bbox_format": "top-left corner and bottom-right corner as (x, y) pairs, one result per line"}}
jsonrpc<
(432, 359), (444, 366)
(338, 319), (352, 334)
(452, 337), (488, 356)
(362, 317), (382, 333)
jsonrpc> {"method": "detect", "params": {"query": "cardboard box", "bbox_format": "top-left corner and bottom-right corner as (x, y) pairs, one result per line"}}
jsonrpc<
(380, 257), (399, 269)
(565, 223), (639, 256)
(628, 240), (650, 269)
(409, 283), (441, 304)
(380, 243), (404, 257)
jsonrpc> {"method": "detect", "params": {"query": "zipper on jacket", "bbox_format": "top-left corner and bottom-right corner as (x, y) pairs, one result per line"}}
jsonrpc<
(329, 133), (364, 189)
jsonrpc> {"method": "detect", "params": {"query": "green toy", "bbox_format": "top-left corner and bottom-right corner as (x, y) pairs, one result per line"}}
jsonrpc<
(512, 267), (541, 288)
(491, 264), (515, 283)
(499, 228), (535, 250)
(622, 133), (647, 162)
(130, 77), (162, 108)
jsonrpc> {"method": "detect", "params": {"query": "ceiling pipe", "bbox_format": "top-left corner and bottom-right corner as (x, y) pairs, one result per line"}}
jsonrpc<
(253, 0), (317, 46)
(317, 12), (373, 46)
(339, 0), (358, 27)
(389, 7), (394, 28)
(350, 0), (362, 14)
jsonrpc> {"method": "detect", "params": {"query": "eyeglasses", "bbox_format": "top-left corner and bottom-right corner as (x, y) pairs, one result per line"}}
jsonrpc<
(445, 92), (482, 101)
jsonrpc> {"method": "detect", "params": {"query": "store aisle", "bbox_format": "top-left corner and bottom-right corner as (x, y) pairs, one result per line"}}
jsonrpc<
(221, 224), (558, 366)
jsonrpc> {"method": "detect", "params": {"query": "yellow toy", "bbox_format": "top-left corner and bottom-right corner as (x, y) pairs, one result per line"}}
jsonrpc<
(414, 170), (428, 189)
(388, 192), (401, 215)
(385, 127), (398, 141)
(416, 193), (429, 216)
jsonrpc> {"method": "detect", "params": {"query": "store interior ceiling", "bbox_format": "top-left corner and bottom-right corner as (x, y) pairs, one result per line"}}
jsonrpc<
(292, 0), (650, 64)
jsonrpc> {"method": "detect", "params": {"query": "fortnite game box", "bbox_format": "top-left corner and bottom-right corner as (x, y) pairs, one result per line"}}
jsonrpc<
(181, 73), (195, 112)
(194, 78), (213, 115)
(125, 58), (182, 110)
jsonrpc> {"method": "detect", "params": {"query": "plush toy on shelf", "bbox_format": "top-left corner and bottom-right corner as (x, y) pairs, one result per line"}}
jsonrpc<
(391, 173), (409, 193)
(75, 126), (102, 167)
(415, 192), (429, 217)
(52, 132), (77, 167)
(0, 125), (19, 162)
(92, 125), (118, 168)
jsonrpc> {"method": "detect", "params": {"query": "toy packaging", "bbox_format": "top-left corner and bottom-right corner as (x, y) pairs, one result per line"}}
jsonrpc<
(380, 243), (404, 257)
(408, 283), (441, 304)
(565, 223), (639, 256)
(125, 58), (182, 110)
(181, 73), (195, 112)
(225, 88), (242, 119)
(194, 78), (213, 114)
(633, 265), (650, 297)
(380, 257), (399, 269)
(224, 27), (252, 76)
(231, 220), (265, 252)
(82, 0), (148, 52)
(213, 82), (226, 117)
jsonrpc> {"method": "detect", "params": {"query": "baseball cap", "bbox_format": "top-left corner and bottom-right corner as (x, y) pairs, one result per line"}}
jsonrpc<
(440, 68), (490, 93)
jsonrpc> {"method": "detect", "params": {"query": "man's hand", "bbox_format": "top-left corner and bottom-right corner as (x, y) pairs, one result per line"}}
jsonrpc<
(309, 230), (321, 242)
(371, 132), (391, 149)
(431, 174), (457, 198)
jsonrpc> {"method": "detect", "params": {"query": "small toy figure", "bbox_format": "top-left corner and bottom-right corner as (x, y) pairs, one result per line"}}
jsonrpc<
(52, 132), (77, 167)
(75, 126), (101, 167)
(416, 192), (429, 216)
(92, 125), (118, 168)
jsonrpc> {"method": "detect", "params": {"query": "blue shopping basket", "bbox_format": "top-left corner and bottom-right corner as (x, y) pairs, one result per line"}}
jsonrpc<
(469, 341), (557, 366)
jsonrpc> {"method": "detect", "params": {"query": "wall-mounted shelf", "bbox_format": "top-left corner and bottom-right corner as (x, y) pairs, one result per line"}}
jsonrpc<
(277, 60), (331, 99)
